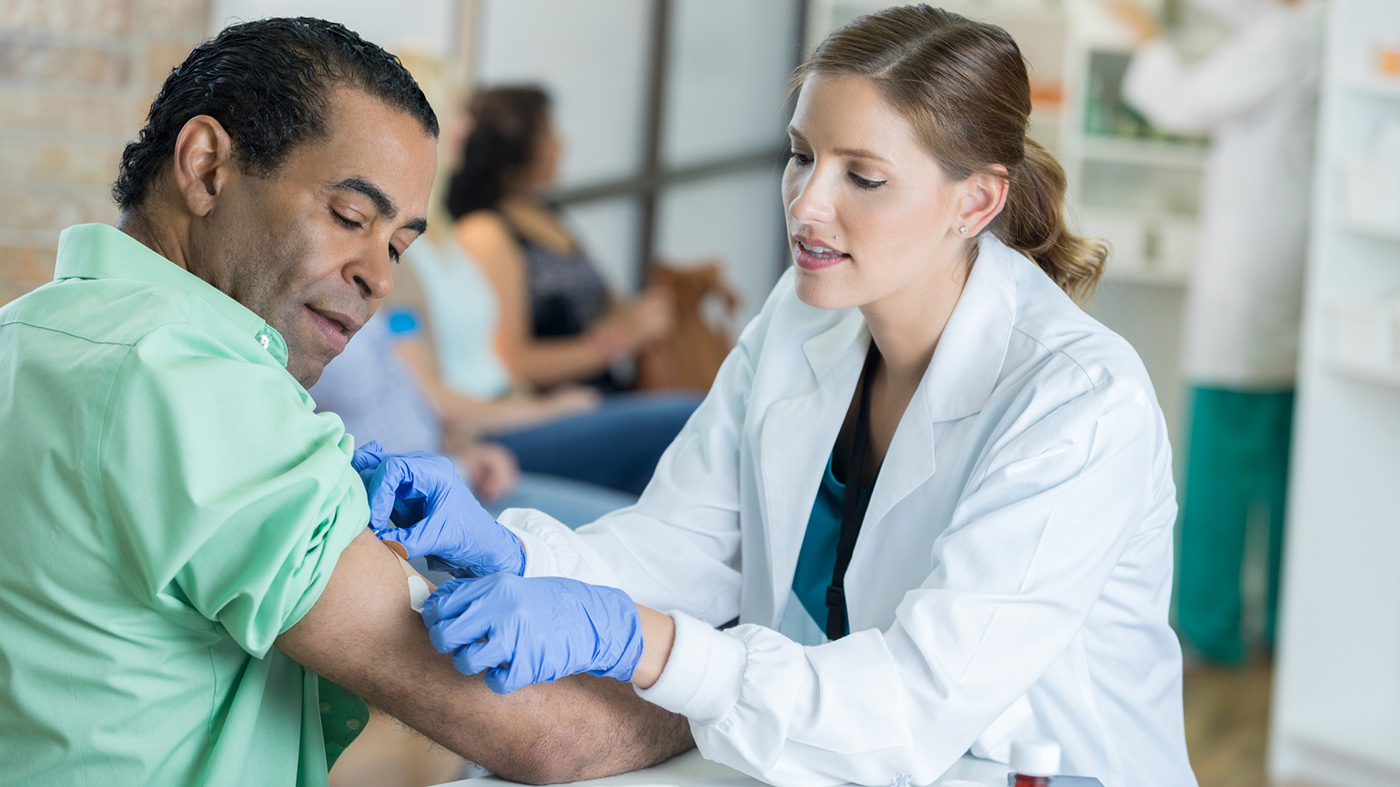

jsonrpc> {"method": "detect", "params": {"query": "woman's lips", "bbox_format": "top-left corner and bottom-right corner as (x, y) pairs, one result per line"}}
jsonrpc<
(793, 238), (850, 271)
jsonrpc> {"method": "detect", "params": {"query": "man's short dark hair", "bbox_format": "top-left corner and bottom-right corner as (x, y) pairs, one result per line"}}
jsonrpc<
(112, 17), (439, 212)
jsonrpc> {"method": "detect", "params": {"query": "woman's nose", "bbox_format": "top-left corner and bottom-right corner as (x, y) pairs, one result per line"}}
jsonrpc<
(787, 171), (836, 226)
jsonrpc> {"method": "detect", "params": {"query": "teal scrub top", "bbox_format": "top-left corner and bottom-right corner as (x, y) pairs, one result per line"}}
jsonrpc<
(0, 224), (370, 785)
(791, 451), (872, 639)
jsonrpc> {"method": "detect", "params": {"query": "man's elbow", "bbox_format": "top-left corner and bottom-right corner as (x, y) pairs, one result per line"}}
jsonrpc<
(484, 722), (600, 785)
(486, 706), (694, 785)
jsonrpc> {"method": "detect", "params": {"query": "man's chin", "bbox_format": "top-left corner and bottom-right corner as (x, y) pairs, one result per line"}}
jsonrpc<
(287, 350), (336, 389)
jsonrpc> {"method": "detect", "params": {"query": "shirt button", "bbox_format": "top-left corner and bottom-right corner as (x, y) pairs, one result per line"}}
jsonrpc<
(259, 334), (271, 349)
(346, 717), (363, 731)
(319, 701), (332, 714)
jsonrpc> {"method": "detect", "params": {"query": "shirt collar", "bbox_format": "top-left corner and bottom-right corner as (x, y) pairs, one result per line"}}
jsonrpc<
(915, 232), (1018, 422)
(802, 232), (1019, 423)
(53, 223), (289, 366)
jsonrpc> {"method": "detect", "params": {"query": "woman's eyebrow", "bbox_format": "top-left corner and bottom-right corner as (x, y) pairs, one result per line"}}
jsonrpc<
(785, 128), (891, 164)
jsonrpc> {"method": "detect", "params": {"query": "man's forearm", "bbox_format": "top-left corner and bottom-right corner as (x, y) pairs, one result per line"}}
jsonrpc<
(277, 530), (693, 784)
(419, 675), (695, 784)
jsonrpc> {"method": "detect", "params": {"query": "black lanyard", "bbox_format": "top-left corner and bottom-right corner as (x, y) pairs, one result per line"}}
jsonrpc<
(825, 344), (882, 640)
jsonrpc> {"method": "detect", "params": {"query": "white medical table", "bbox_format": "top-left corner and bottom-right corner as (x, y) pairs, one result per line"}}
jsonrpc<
(431, 748), (1014, 787)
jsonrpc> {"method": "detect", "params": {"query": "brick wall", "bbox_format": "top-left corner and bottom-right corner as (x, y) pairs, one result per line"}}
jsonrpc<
(0, 0), (210, 305)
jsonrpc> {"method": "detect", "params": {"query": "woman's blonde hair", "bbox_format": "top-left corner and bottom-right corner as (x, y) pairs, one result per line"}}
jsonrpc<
(792, 4), (1107, 302)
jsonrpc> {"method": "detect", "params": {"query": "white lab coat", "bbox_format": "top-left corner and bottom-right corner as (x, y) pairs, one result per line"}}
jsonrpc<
(1123, 0), (1323, 388)
(501, 235), (1195, 787)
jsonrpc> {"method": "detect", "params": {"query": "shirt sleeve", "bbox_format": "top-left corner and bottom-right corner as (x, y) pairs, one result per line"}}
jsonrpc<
(96, 323), (370, 658)
(635, 373), (1163, 786)
(1122, 18), (1306, 134)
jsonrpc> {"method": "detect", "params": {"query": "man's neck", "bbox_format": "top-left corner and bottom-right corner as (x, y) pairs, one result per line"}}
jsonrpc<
(115, 209), (192, 272)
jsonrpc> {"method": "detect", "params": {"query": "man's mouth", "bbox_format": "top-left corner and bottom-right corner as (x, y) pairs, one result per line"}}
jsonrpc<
(306, 306), (359, 353)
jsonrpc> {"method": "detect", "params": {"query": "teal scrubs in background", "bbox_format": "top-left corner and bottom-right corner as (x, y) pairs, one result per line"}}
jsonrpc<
(0, 224), (370, 785)
(1177, 386), (1295, 663)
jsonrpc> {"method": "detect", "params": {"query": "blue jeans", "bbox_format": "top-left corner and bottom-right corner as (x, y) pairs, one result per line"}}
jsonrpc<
(486, 473), (636, 528)
(489, 392), (702, 497)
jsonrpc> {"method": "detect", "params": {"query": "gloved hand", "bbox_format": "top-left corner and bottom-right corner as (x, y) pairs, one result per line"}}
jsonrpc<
(352, 440), (389, 476)
(422, 573), (644, 695)
(359, 447), (526, 578)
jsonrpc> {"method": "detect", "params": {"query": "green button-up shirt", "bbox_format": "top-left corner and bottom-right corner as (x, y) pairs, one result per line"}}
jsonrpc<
(0, 224), (370, 785)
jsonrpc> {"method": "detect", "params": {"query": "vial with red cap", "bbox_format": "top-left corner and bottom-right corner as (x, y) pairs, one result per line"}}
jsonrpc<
(1009, 740), (1061, 787)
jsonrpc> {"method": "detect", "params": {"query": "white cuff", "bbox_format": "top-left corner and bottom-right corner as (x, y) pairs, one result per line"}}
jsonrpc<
(635, 611), (746, 726)
(506, 522), (559, 578)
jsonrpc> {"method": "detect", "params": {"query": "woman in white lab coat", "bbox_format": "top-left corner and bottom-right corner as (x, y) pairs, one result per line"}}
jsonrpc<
(369, 6), (1197, 786)
(1118, 0), (1323, 664)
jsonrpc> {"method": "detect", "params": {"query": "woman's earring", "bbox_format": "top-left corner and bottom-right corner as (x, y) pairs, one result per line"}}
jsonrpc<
(959, 225), (969, 236)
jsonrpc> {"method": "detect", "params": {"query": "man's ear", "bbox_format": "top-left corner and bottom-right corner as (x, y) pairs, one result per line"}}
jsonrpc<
(954, 163), (1010, 237)
(171, 115), (235, 219)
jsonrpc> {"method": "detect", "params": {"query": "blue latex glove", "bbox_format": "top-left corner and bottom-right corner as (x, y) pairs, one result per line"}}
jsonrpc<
(422, 573), (644, 695)
(359, 447), (526, 578)
(351, 441), (419, 532)
(352, 440), (389, 476)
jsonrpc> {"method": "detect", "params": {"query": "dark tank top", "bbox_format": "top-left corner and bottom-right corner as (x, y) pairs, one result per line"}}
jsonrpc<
(499, 211), (621, 390)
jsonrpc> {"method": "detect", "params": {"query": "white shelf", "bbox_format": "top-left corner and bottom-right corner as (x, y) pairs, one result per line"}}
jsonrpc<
(1338, 71), (1400, 100)
(1327, 356), (1400, 388)
(1290, 719), (1400, 777)
(1078, 136), (1208, 169)
(1101, 262), (1190, 288)
(1273, 4), (1400, 786)
(1338, 215), (1400, 243)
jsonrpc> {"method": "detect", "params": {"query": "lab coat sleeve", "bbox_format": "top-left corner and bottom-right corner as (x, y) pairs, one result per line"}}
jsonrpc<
(635, 372), (1160, 787)
(497, 281), (778, 625)
(1122, 21), (1303, 134)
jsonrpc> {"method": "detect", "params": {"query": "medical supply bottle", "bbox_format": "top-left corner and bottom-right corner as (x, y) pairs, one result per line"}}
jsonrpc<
(1008, 740), (1061, 787)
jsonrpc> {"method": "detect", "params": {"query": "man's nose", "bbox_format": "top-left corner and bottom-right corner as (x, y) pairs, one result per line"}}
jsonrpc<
(348, 242), (394, 300)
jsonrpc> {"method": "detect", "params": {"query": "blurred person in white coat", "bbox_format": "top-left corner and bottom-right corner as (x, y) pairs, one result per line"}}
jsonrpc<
(1118, 0), (1323, 664)
(357, 7), (1197, 786)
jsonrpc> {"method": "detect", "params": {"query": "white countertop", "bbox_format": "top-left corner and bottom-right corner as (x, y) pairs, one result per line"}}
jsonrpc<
(431, 749), (1011, 787)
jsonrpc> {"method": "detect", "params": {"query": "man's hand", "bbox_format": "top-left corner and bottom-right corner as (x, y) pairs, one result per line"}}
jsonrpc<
(359, 447), (526, 578)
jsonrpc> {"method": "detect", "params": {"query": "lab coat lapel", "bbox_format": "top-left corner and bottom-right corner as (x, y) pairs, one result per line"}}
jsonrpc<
(860, 235), (1018, 534)
(757, 309), (868, 620)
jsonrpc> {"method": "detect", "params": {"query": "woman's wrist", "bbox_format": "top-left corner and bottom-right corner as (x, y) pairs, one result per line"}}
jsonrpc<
(588, 321), (632, 361)
(630, 605), (676, 690)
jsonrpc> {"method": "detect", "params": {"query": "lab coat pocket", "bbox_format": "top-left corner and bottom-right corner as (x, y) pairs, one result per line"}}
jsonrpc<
(968, 693), (1034, 763)
(786, 630), (916, 754)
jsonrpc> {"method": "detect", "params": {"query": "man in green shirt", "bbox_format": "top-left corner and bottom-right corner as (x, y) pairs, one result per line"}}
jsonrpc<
(0, 17), (689, 786)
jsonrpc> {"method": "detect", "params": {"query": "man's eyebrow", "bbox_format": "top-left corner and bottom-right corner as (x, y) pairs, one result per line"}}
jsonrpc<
(331, 177), (428, 234)
(330, 177), (398, 220)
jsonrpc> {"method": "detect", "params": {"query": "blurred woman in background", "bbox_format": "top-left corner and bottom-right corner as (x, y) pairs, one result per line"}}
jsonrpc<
(1118, 0), (1323, 665)
(389, 65), (700, 498)
(447, 86), (676, 392)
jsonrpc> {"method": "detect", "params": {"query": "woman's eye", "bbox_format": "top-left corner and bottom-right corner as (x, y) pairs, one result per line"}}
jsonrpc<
(388, 245), (402, 264)
(789, 150), (813, 166)
(849, 173), (887, 190)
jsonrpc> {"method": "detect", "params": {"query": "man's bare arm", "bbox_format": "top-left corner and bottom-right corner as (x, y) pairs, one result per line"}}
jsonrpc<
(276, 530), (695, 783)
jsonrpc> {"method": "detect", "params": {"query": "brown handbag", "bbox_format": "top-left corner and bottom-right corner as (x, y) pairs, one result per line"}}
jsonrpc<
(635, 262), (740, 394)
